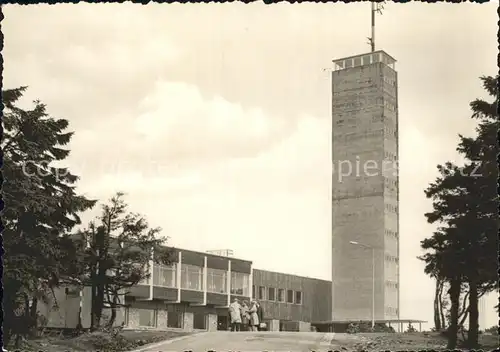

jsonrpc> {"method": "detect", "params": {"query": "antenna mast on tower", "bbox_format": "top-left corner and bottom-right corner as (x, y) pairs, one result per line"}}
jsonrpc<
(367, 1), (385, 52)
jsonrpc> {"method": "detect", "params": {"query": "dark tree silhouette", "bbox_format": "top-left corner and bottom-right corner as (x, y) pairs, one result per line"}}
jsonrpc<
(71, 192), (173, 329)
(420, 76), (498, 349)
(1, 87), (96, 346)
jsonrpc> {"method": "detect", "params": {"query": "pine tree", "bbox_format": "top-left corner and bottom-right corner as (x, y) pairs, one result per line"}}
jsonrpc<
(420, 76), (499, 349)
(1, 87), (96, 346)
(72, 192), (173, 329)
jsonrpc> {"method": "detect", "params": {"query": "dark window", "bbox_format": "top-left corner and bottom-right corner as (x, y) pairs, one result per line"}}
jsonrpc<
(353, 57), (362, 66)
(286, 289), (294, 303)
(295, 291), (302, 305)
(252, 285), (256, 298)
(362, 55), (371, 65)
(258, 286), (266, 300)
(267, 287), (276, 301)
(277, 289), (285, 302)
(345, 60), (353, 68)
(167, 311), (182, 328)
(193, 313), (207, 330)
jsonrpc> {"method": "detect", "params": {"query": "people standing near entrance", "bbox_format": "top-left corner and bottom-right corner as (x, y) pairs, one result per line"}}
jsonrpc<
(240, 300), (250, 331)
(248, 300), (259, 331)
(228, 298), (242, 332)
(256, 300), (265, 331)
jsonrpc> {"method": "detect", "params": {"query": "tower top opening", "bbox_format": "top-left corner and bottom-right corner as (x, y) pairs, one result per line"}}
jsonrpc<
(332, 50), (396, 71)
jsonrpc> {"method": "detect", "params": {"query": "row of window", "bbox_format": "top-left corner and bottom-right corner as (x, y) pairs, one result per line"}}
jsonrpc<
(385, 203), (398, 213)
(338, 101), (362, 111)
(252, 286), (302, 305)
(386, 281), (399, 289)
(385, 230), (398, 239)
(385, 184), (397, 194)
(383, 76), (396, 87)
(384, 178), (398, 187)
(383, 100), (397, 112)
(386, 307), (399, 315)
(334, 52), (395, 70)
(384, 125), (398, 139)
(333, 98), (396, 114)
(384, 151), (397, 161)
(334, 129), (384, 142)
(385, 255), (399, 263)
(142, 263), (250, 296)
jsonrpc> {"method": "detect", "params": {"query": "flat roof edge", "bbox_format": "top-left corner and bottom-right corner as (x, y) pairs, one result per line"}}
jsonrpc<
(332, 50), (397, 63)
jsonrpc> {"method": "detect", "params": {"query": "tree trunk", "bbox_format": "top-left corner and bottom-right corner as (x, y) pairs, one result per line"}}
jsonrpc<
(90, 282), (97, 330)
(30, 296), (39, 335)
(434, 279), (442, 331)
(108, 295), (118, 328)
(467, 279), (479, 348)
(29, 297), (38, 320)
(447, 278), (461, 349)
(91, 283), (104, 330)
(439, 281), (447, 329)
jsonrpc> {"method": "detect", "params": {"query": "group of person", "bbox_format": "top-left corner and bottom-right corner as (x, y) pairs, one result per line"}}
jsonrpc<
(228, 298), (264, 332)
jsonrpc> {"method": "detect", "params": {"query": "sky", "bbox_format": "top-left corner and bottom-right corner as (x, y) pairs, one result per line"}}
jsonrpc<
(3, 2), (498, 328)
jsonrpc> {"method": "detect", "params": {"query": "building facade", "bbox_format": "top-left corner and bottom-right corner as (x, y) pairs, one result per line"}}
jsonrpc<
(253, 269), (331, 332)
(39, 247), (331, 332)
(331, 50), (400, 321)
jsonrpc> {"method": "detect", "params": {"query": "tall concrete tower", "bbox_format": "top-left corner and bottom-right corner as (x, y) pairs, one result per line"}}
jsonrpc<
(331, 50), (400, 322)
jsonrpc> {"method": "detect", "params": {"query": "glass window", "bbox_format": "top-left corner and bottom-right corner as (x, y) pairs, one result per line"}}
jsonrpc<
(167, 311), (182, 328)
(230, 272), (250, 296)
(193, 313), (207, 330)
(277, 289), (285, 302)
(252, 285), (256, 298)
(295, 291), (302, 305)
(181, 264), (203, 291)
(153, 264), (177, 288)
(362, 55), (371, 65)
(372, 53), (380, 63)
(207, 268), (227, 294)
(138, 309), (156, 327)
(267, 287), (276, 301)
(345, 59), (353, 68)
(353, 57), (361, 67)
(286, 289), (294, 303)
(258, 286), (266, 300)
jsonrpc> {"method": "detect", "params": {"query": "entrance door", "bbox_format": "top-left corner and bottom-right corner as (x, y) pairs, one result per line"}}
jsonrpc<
(217, 315), (229, 331)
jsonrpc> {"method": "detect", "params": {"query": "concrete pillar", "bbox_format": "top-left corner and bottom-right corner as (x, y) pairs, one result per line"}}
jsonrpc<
(157, 309), (168, 329)
(127, 308), (140, 328)
(203, 256), (208, 305)
(249, 265), (253, 301)
(207, 313), (218, 331)
(227, 260), (232, 306)
(177, 251), (182, 302)
(183, 311), (194, 331)
(269, 319), (280, 331)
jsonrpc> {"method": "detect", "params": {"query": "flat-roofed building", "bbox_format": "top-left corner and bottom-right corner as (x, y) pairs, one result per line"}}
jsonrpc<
(38, 245), (330, 332)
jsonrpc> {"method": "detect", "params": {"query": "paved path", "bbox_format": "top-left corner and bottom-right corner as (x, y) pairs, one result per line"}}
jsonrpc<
(131, 331), (363, 352)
